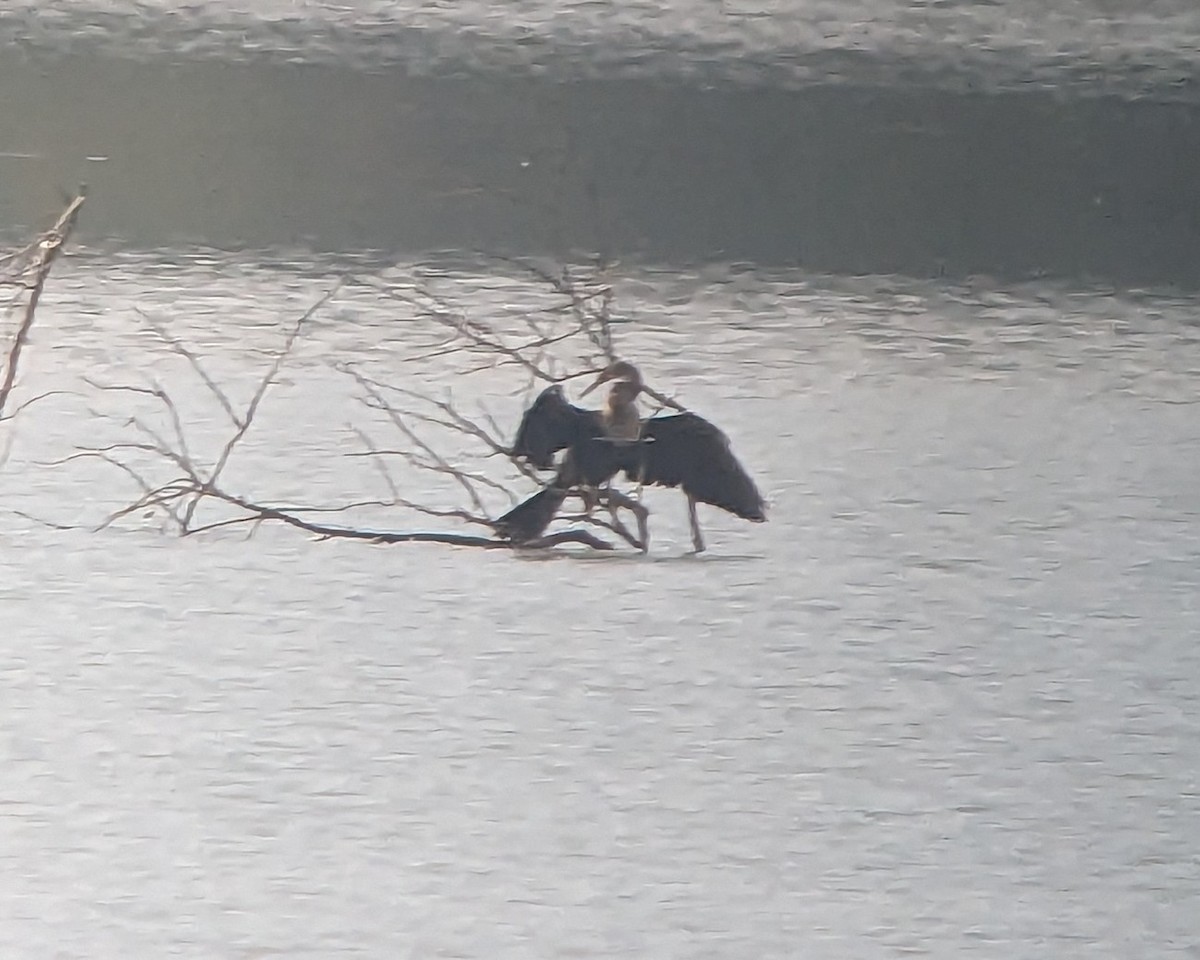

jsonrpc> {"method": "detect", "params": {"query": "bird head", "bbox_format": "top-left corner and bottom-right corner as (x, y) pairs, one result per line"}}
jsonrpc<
(580, 360), (643, 398)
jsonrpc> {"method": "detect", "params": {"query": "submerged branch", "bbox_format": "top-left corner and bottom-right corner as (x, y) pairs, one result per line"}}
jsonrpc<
(187, 487), (614, 549)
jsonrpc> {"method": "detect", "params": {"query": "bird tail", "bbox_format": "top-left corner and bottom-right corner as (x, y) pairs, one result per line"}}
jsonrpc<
(493, 486), (567, 544)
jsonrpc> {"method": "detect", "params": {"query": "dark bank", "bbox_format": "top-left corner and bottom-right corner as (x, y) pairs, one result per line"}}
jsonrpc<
(2, 53), (1199, 286)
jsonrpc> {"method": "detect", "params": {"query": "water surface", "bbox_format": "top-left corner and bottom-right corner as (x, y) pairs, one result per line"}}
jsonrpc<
(3, 1), (1200, 284)
(3, 2), (1199, 953)
(2, 251), (1198, 957)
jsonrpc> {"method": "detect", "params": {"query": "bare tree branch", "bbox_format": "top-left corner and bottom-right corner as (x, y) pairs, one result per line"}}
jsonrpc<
(1, 190), (86, 421)
(74, 258), (664, 553)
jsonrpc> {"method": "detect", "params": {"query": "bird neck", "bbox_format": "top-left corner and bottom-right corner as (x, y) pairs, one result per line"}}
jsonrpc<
(604, 391), (642, 440)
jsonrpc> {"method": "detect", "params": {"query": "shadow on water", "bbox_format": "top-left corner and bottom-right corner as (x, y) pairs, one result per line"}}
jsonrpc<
(511, 548), (767, 564)
(2, 52), (1200, 287)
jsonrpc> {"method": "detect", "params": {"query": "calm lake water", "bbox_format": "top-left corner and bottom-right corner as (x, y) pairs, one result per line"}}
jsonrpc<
(2, 1), (1200, 957)
(2, 251), (1199, 957)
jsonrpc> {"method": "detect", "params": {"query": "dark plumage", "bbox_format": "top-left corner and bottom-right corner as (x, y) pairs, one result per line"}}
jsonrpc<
(492, 385), (607, 544)
(506, 384), (614, 485)
(495, 363), (765, 551)
(492, 486), (568, 544)
(625, 413), (766, 523)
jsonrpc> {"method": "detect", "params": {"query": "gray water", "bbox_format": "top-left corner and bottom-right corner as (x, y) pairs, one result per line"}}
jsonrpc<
(3, 2), (1200, 956)
(4, 1), (1200, 284)
(2, 251), (1200, 957)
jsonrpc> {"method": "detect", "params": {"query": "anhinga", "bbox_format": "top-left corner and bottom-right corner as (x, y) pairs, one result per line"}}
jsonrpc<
(495, 361), (766, 552)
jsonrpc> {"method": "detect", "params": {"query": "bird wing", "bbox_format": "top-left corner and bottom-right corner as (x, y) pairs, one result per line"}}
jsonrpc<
(624, 413), (766, 521)
(511, 384), (599, 469)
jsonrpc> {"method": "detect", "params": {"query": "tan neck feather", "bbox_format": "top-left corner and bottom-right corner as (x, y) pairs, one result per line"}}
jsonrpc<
(604, 393), (642, 440)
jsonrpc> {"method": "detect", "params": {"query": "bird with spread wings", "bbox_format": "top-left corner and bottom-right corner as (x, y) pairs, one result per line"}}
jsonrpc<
(495, 361), (765, 552)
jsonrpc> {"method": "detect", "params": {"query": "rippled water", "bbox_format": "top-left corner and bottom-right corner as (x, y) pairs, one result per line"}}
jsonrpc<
(5, 0), (1200, 97)
(2, 251), (1199, 956)
(3, 0), (1200, 952)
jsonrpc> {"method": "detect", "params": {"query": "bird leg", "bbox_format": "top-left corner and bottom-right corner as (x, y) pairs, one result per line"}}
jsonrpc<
(687, 494), (706, 554)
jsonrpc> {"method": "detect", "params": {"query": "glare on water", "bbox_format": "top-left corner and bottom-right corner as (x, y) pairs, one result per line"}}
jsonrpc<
(2, 251), (1198, 957)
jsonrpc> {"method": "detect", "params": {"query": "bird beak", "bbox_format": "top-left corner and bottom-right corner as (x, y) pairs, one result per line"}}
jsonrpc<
(579, 367), (612, 398)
